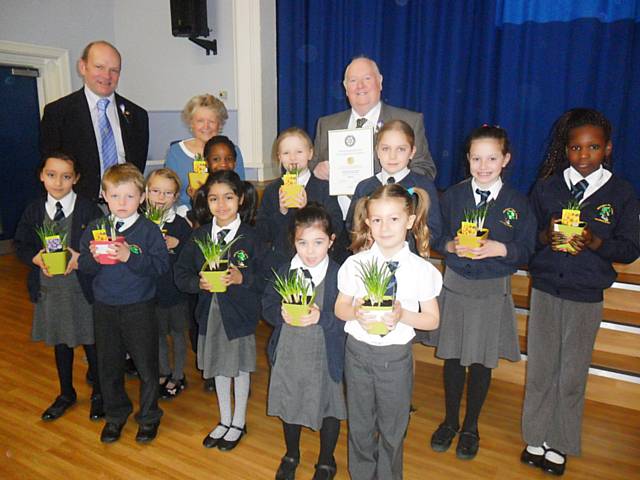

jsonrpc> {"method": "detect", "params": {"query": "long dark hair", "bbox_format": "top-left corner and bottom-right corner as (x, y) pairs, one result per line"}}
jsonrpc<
(191, 170), (256, 226)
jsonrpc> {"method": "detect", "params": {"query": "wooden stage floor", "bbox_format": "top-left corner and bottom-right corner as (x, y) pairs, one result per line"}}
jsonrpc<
(0, 254), (638, 479)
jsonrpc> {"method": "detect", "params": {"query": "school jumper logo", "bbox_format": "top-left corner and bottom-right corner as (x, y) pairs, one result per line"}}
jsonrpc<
(233, 249), (249, 268)
(501, 208), (518, 228)
(594, 204), (613, 224)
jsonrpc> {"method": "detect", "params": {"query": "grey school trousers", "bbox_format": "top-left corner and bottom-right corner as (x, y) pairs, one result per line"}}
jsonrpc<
(345, 336), (413, 480)
(522, 288), (602, 456)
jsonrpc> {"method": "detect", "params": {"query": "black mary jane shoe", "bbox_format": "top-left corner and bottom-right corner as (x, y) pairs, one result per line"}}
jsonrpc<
(520, 446), (545, 468)
(135, 422), (160, 443)
(217, 425), (247, 451)
(456, 431), (480, 460)
(541, 449), (566, 476)
(202, 423), (230, 449)
(41, 394), (77, 421)
(312, 463), (337, 480)
(100, 422), (125, 443)
(161, 376), (187, 400)
(89, 394), (105, 421)
(430, 423), (458, 452)
(275, 455), (299, 480)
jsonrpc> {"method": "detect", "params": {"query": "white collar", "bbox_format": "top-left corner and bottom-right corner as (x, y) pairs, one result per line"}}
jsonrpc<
(349, 102), (382, 130)
(211, 214), (241, 243)
(471, 177), (503, 204)
(113, 212), (139, 232)
(370, 240), (411, 262)
(178, 139), (197, 159)
(563, 166), (611, 203)
(162, 205), (177, 224)
(295, 168), (311, 186)
(46, 191), (76, 219)
(290, 254), (329, 287)
(377, 167), (410, 185)
(84, 85), (116, 111)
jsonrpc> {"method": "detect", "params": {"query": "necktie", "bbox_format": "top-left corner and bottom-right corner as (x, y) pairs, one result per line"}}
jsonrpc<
(476, 189), (490, 207)
(54, 201), (65, 221)
(97, 98), (118, 171)
(385, 260), (399, 297)
(216, 229), (230, 245)
(299, 267), (315, 290)
(356, 117), (367, 128)
(115, 221), (124, 232)
(570, 180), (588, 202)
(387, 176), (395, 185)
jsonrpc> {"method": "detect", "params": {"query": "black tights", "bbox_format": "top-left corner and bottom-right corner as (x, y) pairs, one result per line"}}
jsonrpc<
(282, 417), (340, 465)
(443, 358), (492, 433)
(54, 343), (100, 398)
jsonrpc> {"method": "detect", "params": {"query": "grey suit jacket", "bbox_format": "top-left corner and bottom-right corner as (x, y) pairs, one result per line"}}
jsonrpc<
(310, 102), (436, 179)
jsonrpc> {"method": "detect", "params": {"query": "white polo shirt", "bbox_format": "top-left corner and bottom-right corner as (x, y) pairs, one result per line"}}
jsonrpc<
(337, 242), (442, 346)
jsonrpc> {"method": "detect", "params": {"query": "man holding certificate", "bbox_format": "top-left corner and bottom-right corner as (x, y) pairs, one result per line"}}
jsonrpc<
(310, 56), (437, 192)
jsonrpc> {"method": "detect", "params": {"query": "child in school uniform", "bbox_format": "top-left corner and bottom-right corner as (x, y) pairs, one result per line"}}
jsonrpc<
(15, 152), (104, 422)
(256, 127), (344, 270)
(521, 108), (640, 476)
(174, 170), (262, 451)
(428, 125), (536, 459)
(263, 204), (347, 480)
(335, 184), (442, 480)
(79, 163), (170, 444)
(145, 168), (193, 399)
(345, 119), (443, 251)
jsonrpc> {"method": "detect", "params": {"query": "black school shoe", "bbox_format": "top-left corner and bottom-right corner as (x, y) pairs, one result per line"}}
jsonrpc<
(312, 463), (337, 480)
(89, 394), (105, 421)
(456, 431), (480, 460)
(520, 446), (546, 468)
(541, 448), (567, 476)
(136, 422), (160, 443)
(217, 425), (247, 451)
(100, 422), (125, 443)
(275, 455), (299, 480)
(41, 394), (77, 421)
(430, 423), (458, 452)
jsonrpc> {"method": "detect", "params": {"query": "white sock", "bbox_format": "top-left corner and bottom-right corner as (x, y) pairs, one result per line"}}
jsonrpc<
(545, 449), (566, 464)
(527, 445), (545, 455)
(209, 376), (232, 438)
(224, 371), (250, 441)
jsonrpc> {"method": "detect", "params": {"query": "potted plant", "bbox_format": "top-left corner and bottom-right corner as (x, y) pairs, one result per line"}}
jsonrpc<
(194, 233), (242, 293)
(457, 204), (490, 258)
(143, 201), (169, 236)
(271, 269), (316, 327)
(35, 220), (69, 275)
(90, 216), (125, 265)
(356, 259), (396, 336)
(188, 153), (209, 190)
(553, 199), (586, 253)
(280, 164), (304, 208)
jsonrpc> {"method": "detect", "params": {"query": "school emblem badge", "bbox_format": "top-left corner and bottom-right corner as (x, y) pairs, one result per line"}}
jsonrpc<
(595, 204), (613, 224)
(233, 249), (249, 268)
(500, 207), (518, 228)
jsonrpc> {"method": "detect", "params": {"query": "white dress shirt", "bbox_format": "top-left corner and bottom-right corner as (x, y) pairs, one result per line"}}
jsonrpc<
(84, 86), (126, 174)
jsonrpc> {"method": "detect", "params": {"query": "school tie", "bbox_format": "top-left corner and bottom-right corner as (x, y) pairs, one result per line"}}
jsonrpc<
(570, 180), (589, 202)
(387, 176), (395, 185)
(216, 228), (230, 246)
(299, 267), (315, 289)
(97, 98), (118, 171)
(115, 221), (124, 232)
(476, 189), (490, 207)
(53, 201), (65, 222)
(356, 117), (367, 128)
(385, 260), (399, 297)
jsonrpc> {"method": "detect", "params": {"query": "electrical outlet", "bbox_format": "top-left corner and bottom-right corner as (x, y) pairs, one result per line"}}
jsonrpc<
(218, 90), (228, 100)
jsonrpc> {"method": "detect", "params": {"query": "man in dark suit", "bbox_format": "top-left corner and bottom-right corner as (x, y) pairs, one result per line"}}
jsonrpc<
(310, 56), (437, 181)
(40, 41), (149, 202)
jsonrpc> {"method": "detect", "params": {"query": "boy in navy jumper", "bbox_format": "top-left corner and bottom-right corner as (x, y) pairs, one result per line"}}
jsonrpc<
(79, 163), (170, 444)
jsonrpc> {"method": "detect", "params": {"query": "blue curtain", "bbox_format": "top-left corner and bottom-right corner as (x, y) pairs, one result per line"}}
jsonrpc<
(276, 0), (640, 194)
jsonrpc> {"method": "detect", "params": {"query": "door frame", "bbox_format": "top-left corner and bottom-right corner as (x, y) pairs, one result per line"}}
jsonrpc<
(0, 40), (71, 115)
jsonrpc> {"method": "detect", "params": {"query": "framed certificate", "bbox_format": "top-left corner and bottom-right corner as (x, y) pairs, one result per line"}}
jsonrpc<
(328, 127), (374, 196)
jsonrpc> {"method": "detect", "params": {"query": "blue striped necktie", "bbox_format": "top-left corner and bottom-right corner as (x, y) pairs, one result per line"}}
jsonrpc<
(476, 189), (490, 207)
(53, 201), (65, 222)
(97, 98), (118, 171)
(216, 229), (230, 246)
(385, 260), (399, 297)
(570, 180), (588, 201)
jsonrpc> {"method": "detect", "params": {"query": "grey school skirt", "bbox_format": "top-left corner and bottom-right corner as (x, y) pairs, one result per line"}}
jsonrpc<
(432, 268), (520, 369)
(268, 324), (347, 430)
(197, 294), (256, 378)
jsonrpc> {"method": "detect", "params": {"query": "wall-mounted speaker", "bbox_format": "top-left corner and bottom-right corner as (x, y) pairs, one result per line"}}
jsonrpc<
(170, 0), (209, 38)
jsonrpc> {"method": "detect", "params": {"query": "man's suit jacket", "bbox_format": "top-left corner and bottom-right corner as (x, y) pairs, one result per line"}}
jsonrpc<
(40, 88), (149, 201)
(310, 102), (437, 180)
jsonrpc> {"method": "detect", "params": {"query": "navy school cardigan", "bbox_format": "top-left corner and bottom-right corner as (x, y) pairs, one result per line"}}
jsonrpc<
(14, 194), (103, 303)
(262, 259), (346, 383)
(156, 215), (193, 307)
(173, 222), (263, 340)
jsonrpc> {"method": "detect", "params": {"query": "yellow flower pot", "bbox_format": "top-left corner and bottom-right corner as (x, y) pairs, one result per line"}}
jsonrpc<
(201, 260), (229, 293)
(282, 302), (311, 327)
(281, 184), (304, 208)
(553, 220), (586, 253)
(188, 172), (209, 191)
(457, 228), (489, 258)
(42, 250), (69, 275)
(361, 296), (394, 335)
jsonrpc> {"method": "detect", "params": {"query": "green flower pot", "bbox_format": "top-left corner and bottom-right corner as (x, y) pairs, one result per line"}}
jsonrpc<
(282, 302), (311, 327)
(201, 260), (229, 293)
(361, 295), (394, 335)
(42, 250), (69, 275)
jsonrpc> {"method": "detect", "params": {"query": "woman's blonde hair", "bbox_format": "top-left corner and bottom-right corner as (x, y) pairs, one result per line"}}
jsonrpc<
(271, 127), (313, 164)
(350, 184), (431, 258)
(181, 94), (229, 127)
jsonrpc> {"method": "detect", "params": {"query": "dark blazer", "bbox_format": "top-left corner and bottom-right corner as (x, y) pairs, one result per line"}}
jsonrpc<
(174, 222), (264, 340)
(14, 194), (103, 303)
(262, 259), (346, 382)
(40, 88), (149, 201)
(310, 102), (437, 179)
